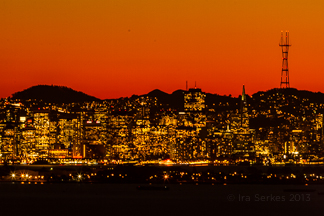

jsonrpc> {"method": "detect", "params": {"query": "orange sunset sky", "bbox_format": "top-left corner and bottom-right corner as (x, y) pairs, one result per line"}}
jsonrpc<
(1, 0), (324, 99)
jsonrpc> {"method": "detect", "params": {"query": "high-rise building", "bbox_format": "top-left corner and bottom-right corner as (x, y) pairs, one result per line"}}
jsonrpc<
(108, 110), (134, 160)
(33, 110), (50, 158)
(231, 85), (255, 156)
(82, 120), (107, 159)
(184, 88), (206, 112)
(175, 87), (207, 161)
(240, 85), (249, 130)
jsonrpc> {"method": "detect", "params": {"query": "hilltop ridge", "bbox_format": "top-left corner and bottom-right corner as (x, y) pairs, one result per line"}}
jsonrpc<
(11, 85), (99, 104)
(9, 85), (324, 109)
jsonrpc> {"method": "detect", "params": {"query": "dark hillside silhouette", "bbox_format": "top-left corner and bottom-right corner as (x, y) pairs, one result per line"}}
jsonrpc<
(12, 85), (99, 103)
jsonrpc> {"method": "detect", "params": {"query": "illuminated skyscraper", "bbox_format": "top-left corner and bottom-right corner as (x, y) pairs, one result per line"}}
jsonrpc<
(33, 110), (50, 158)
(231, 85), (249, 131)
(20, 118), (36, 158)
(108, 110), (134, 160)
(240, 85), (249, 130)
(184, 87), (206, 112)
(231, 85), (254, 155)
(175, 87), (207, 161)
(82, 120), (107, 159)
(56, 114), (80, 157)
(183, 87), (206, 127)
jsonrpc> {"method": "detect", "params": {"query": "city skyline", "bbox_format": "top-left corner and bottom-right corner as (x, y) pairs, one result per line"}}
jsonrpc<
(1, 1), (324, 99)
(2, 84), (324, 163)
(6, 83), (324, 101)
(5, 83), (324, 101)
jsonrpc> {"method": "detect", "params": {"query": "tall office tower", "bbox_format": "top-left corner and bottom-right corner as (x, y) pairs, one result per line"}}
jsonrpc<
(231, 85), (254, 155)
(175, 87), (207, 161)
(33, 109), (50, 158)
(231, 85), (249, 131)
(184, 87), (206, 112)
(159, 110), (178, 160)
(240, 85), (249, 130)
(108, 109), (134, 160)
(0, 123), (17, 159)
(183, 87), (206, 127)
(82, 120), (107, 159)
(20, 118), (36, 158)
(0, 103), (22, 159)
(53, 113), (80, 158)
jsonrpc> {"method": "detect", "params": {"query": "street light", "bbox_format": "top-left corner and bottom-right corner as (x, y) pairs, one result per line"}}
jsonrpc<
(77, 173), (83, 181)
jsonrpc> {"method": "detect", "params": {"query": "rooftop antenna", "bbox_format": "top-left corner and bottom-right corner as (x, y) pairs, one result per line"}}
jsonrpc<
(195, 81), (196, 89)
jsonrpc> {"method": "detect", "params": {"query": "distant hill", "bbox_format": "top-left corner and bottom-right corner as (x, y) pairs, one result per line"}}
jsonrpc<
(252, 88), (324, 104)
(146, 89), (184, 110)
(11, 85), (99, 103)
(11, 85), (324, 109)
(145, 89), (238, 111)
(249, 88), (324, 129)
(144, 87), (324, 115)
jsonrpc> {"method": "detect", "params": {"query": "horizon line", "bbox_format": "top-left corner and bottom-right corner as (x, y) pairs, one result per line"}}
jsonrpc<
(4, 84), (324, 101)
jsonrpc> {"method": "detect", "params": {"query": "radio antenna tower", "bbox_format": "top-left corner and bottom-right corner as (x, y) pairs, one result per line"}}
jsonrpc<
(279, 31), (291, 88)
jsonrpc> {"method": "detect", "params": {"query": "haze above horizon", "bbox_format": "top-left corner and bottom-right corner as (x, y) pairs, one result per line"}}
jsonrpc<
(1, 0), (324, 99)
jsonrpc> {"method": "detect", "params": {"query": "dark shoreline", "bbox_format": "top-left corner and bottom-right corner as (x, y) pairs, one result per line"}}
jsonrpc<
(1, 164), (324, 185)
(0, 183), (323, 215)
